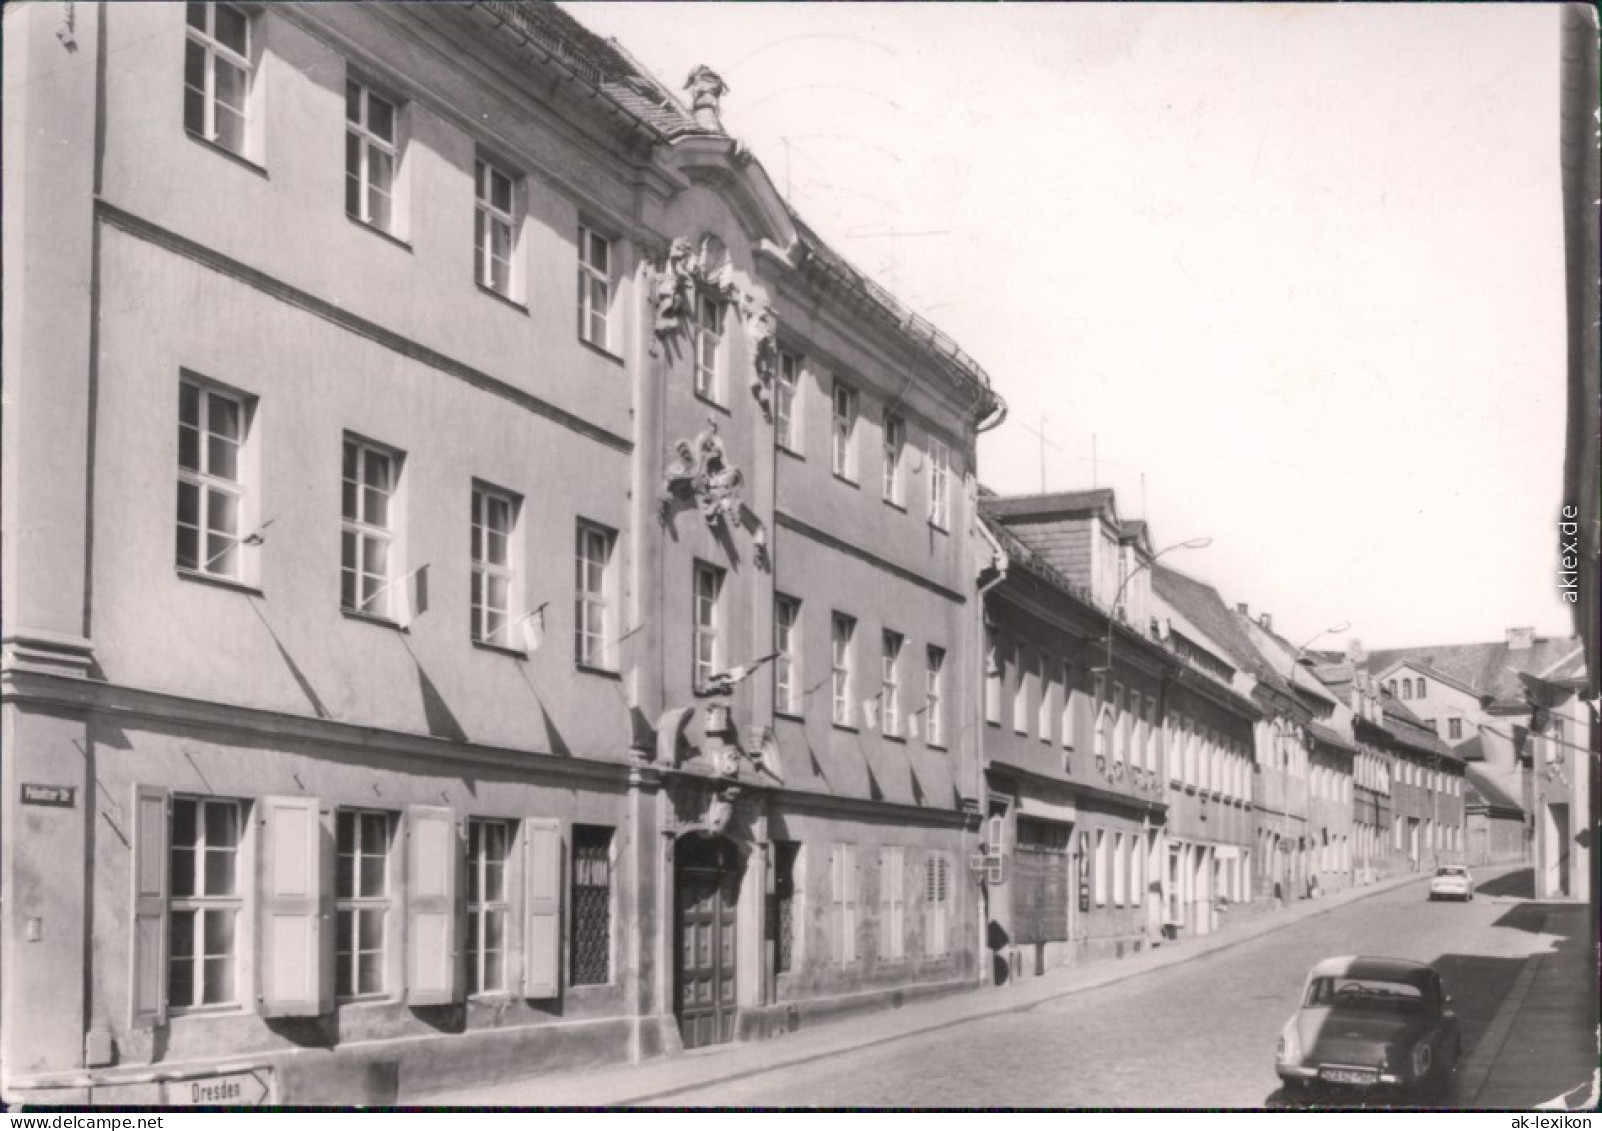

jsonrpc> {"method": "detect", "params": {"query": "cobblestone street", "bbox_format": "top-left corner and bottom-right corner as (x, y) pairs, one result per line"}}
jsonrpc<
(632, 870), (1586, 1108)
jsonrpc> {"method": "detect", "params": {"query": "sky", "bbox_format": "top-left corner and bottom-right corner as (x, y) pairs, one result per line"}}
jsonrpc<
(570, 2), (1576, 652)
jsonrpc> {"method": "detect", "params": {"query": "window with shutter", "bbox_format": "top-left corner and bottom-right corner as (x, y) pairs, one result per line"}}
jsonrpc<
(130, 786), (170, 1029)
(831, 845), (857, 965)
(467, 819), (512, 995)
(336, 809), (394, 999)
(260, 795), (329, 1017)
(405, 804), (461, 1006)
(879, 848), (905, 960)
(522, 819), (560, 998)
(168, 795), (244, 1012)
(923, 853), (950, 957)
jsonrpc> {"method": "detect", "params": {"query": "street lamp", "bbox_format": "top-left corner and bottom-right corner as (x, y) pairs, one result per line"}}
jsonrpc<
(1094, 537), (1212, 675)
(1090, 535), (1208, 942)
(1285, 620), (1348, 892)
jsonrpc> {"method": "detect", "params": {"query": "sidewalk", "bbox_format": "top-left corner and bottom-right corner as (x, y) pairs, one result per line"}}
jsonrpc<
(1461, 900), (1599, 1111)
(414, 870), (1431, 1106)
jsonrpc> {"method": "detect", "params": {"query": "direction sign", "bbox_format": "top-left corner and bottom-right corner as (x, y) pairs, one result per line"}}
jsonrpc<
(165, 1069), (271, 1107)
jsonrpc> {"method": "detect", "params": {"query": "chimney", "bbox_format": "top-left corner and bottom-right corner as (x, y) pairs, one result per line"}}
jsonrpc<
(1236, 603), (1249, 617)
(684, 65), (729, 133)
(1259, 612), (1273, 632)
(1506, 626), (1536, 651)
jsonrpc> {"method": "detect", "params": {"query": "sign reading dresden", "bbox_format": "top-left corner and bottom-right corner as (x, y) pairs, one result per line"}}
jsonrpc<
(19, 784), (75, 808)
(165, 1069), (271, 1107)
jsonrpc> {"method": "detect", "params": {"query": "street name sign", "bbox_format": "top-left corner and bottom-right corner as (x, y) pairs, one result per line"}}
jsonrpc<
(165, 1069), (271, 1106)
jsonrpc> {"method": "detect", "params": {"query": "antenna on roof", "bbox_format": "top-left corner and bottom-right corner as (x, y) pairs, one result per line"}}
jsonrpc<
(1020, 412), (1061, 493)
(1092, 434), (1099, 489)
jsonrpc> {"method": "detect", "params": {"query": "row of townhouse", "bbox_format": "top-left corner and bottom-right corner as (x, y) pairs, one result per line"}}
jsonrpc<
(3, 0), (1571, 1107)
(1357, 629), (1591, 894)
(3, 0), (996, 1105)
(967, 489), (1472, 988)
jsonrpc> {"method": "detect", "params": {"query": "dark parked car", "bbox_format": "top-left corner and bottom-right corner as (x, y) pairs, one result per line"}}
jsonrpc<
(1276, 956), (1461, 1101)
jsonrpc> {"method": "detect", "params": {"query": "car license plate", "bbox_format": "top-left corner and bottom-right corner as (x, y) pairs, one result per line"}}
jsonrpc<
(1321, 1068), (1378, 1086)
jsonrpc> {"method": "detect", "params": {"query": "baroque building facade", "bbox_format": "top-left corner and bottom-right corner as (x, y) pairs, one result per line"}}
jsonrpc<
(1, 1), (1000, 1104)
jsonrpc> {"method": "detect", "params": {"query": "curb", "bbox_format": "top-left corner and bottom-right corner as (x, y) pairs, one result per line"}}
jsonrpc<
(617, 873), (1433, 1105)
(420, 871), (1433, 1106)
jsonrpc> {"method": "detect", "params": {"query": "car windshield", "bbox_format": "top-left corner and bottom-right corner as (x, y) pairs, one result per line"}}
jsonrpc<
(1436, 867), (1467, 877)
(1304, 976), (1425, 1015)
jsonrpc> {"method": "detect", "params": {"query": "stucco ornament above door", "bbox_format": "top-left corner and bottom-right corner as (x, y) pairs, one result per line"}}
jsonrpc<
(660, 419), (771, 568)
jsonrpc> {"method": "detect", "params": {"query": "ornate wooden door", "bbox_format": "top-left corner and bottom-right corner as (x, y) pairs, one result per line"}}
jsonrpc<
(675, 836), (739, 1049)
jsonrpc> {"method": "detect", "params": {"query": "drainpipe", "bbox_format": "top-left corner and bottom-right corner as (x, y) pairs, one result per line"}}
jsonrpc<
(972, 516), (1008, 986)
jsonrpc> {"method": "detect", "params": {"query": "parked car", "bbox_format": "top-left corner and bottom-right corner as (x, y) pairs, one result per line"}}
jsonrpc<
(1276, 956), (1461, 1102)
(1428, 865), (1475, 901)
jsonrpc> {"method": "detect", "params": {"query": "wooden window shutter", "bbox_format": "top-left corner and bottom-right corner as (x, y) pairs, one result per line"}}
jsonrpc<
(258, 795), (329, 1017)
(130, 785), (170, 1029)
(891, 851), (905, 955)
(878, 851), (891, 956)
(829, 847), (844, 964)
(844, 847), (858, 964)
(405, 804), (461, 1006)
(522, 818), (560, 999)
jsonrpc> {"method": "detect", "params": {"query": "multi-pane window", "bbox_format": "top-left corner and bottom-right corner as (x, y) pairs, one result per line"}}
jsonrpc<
(1113, 832), (1126, 906)
(471, 485), (517, 646)
(346, 80), (398, 233)
(693, 562), (724, 690)
(775, 351), (802, 452)
(169, 797), (243, 1010)
(984, 633), (1002, 725)
(881, 631), (904, 738)
(882, 415), (905, 506)
(775, 595), (801, 716)
(341, 436), (400, 619)
(1112, 683), (1126, 764)
(335, 810), (392, 999)
(475, 158), (516, 297)
(879, 847), (905, 960)
(1037, 655), (1052, 742)
(184, 2), (252, 155)
(571, 826), (613, 986)
(928, 437), (952, 531)
(577, 225), (612, 349)
(1094, 829), (1108, 906)
(467, 819), (510, 995)
(1061, 662), (1075, 748)
(575, 523), (615, 670)
(925, 646), (946, 747)
(922, 853), (950, 957)
(693, 293), (723, 400)
(832, 613), (856, 727)
(177, 379), (248, 580)
(832, 381), (859, 481)
(774, 841), (800, 975)
(1012, 646), (1028, 735)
